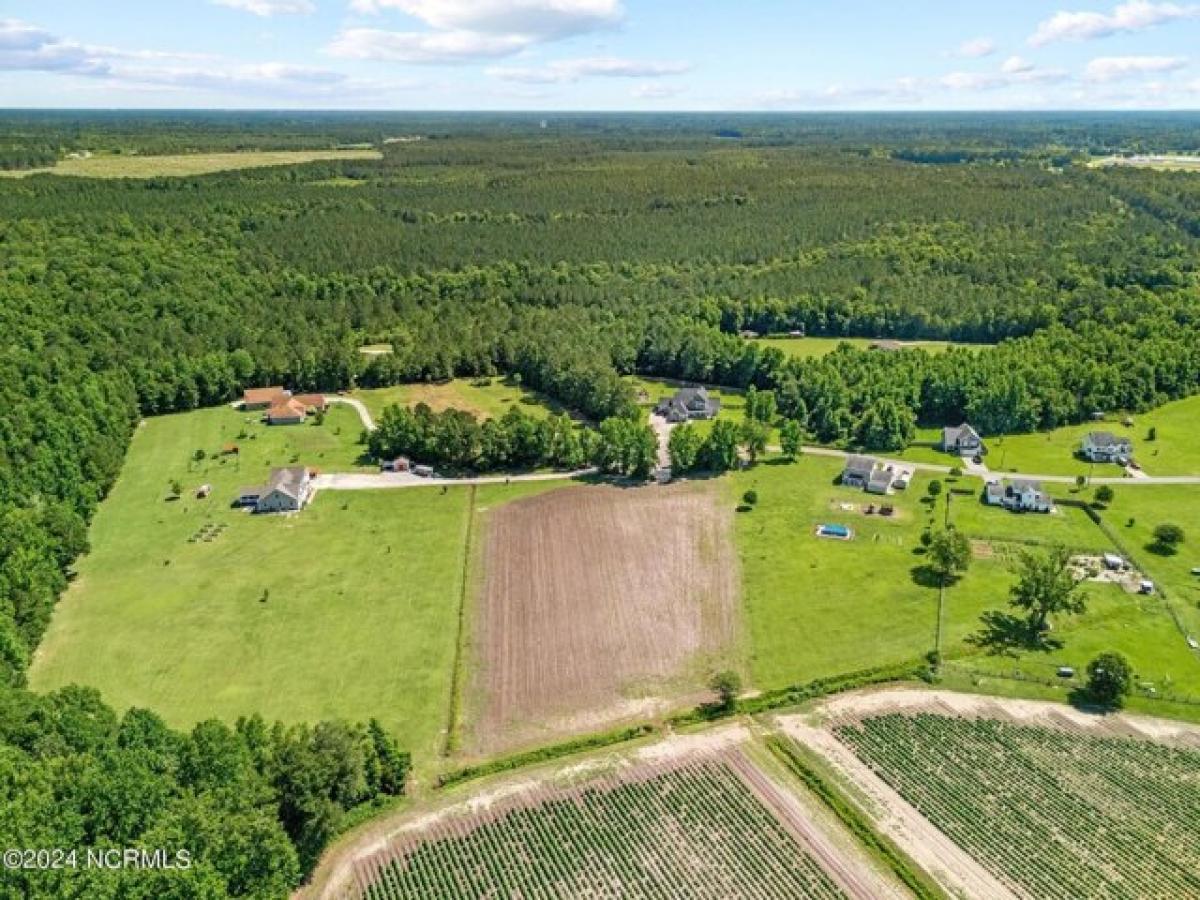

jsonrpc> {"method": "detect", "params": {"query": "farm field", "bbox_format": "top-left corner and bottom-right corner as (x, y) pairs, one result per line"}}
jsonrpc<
(353, 378), (569, 422)
(338, 743), (903, 900)
(751, 336), (989, 359)
(0, 149), (381, 178)
(834, 710), (1200, 899)
(730, 457), (940, 690)
(783, 688), (1200, 900)
(465, 481), (740, 752)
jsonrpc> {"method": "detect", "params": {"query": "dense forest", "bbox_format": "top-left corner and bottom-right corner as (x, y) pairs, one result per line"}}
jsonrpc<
(2, 112), (1200, 896)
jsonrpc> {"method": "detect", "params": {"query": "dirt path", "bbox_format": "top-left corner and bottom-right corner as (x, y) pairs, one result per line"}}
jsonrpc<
(649, 411), (675, 473)
(300, 723), (900, 900)
(324, 395), (376, 431)
(312, 467), (597, 491)
(776, 713), (1021, 900)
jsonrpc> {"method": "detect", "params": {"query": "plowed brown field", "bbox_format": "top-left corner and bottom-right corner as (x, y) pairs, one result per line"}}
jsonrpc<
(471, 482), (738, 751)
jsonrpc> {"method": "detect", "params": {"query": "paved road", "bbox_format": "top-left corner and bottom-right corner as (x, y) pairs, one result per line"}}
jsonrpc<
(787, 445), (1200, 486)
(313, 468), (598, 491)
(325, 395), (375, 431)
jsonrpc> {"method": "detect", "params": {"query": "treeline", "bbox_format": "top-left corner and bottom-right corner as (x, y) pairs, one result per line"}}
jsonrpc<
(0, 685), (409, 898)
(368, 403), (588, 471)
(367, 402), (661, 479)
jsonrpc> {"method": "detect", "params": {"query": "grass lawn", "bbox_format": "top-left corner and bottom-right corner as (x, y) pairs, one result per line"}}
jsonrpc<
(751, 336), (990, 359)
(730, 457), (940, 690)
(1097, 485), (1200, 642)
(985, 425), (1128, 479)
(28, 404), (478, 771)
(947, 486), (1113, 552)
(0, 149), (381, 179)
(353, 378), (569, 422)
(1130, 395), (1200, 475)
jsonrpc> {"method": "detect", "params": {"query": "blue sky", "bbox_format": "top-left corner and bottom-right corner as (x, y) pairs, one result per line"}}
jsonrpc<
(3, 1), (1200, 109)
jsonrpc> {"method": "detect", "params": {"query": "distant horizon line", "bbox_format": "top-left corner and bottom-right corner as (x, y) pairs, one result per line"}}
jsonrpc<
(2, 107), (1200, 116)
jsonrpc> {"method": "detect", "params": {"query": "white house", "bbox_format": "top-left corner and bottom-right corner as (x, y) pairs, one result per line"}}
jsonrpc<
(941, 423), (985, 457)
(984, 478), (1053, 513)
(1082, 431), (1133, 464)
(236, 466), (312, 513)
(842, 454), (878, 489)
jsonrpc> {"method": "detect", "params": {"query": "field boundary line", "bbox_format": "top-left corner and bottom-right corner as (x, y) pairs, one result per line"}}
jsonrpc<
(441, 484), (476, 757)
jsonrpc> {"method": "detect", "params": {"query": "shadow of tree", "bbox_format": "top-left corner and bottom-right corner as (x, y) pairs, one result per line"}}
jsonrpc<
(967, 610), (1062, 657)
(1146, 541), (1178, 557)
(909, 565), (963, 589)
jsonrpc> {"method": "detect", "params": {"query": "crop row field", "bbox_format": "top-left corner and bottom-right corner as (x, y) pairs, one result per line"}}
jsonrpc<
(348, 750), (883, 900)
(833, 709), (1200, 899)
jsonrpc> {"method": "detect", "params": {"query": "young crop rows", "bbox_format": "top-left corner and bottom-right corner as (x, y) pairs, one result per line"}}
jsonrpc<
(354, 753), (849, 899)
(834, 712), (1200, 899)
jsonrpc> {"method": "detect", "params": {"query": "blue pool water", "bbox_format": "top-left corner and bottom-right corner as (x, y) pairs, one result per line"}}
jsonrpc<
(818, 524), (850, 538)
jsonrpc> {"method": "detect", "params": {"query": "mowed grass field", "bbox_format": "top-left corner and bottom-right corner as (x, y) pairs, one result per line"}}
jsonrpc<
(27, 403), (515, 769)
(354, 377), (570, 422)
(730, 457), (941, 688)
(751, 336), (990, 359)
(0, 149), (381, 179)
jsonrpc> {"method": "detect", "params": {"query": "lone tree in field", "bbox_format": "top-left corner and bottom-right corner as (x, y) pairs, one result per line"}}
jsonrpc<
(168, 479), (182, 499)
(928, 528), (972, 584)
(1009, 544), (1087, 638)
(927, 479), (943, 499)
(710, 670), (742, 712)
(1151, 522), (1185, 554)
(1093, 484), (1114, 507)
(779, 419), (804, 460)
(1085, 651), (1134, 708)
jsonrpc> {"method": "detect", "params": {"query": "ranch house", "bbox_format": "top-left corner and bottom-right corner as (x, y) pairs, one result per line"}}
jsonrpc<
(654, 386), (721, 423)
(242, 386), (289, 410)
(941, 423), (985, 456)
(843, 455), (896, 493)
(1081, 431), (1133, 464)
(984, 478), (1053, 513)
(236, 466), (313, 513)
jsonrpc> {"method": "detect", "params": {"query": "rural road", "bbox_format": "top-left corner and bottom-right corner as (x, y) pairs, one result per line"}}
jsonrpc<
(789, 445), (1200, 487)
(312, 468), (598, 491)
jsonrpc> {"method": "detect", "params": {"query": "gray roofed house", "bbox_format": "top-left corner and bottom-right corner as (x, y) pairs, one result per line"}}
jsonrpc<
(983, 478), (1052, 513)
(654, 386), (721, 423)
(1081, 431), (1133, 463)
(866, 467), (894, 495)
(237, 466), (312, 514)
(841, 454), (878, 488)
(941, 423), (985, 456)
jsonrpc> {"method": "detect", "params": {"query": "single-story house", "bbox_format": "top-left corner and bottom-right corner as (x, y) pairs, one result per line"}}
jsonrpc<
(842, 454), (879, 489)
(266, 398), (308, 426)
(654, 386), (721, 423)
(236, 466), (313, 513)
(243, 386), (290, 410)
(941, 423), (985, 457)
(380, 456), (410, 473)
(984, 478), (1053, 513)
(866, 467), (894, 495)
(292, 393), (329, 412)
(1081, 431), (1133, 464)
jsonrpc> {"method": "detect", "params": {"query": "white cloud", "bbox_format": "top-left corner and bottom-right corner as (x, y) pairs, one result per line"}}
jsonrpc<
(332, 0), (623, 64)
(487, 56), (688, 83)
(631, 82), (683, 99)
(211, 0), (316, 15)
(1030, 1), (1200, 46)
(0, 18), (405, 98)
(1001, 55), (1035, 74)
(327, 27), (527, 63)
(347, 0), (623, 40)
(949, 37), (997, 58)
(1084, 54), (1188, 80)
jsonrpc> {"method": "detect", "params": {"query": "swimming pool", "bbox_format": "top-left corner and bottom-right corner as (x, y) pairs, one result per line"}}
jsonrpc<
(817, 523), (852, 539)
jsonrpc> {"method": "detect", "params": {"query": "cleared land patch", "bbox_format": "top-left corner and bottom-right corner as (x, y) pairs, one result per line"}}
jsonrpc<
(354, 378), (567, 422)
(0, 149), (381, 178)
(28, 405), (470, 768)
(752, 336), (990, 359)
(469, 482), (739, 751)
(791, 688), (1200, 900)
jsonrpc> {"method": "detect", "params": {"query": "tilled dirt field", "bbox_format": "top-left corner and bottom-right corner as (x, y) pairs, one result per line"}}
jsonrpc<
(470, 482), (738, 751)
